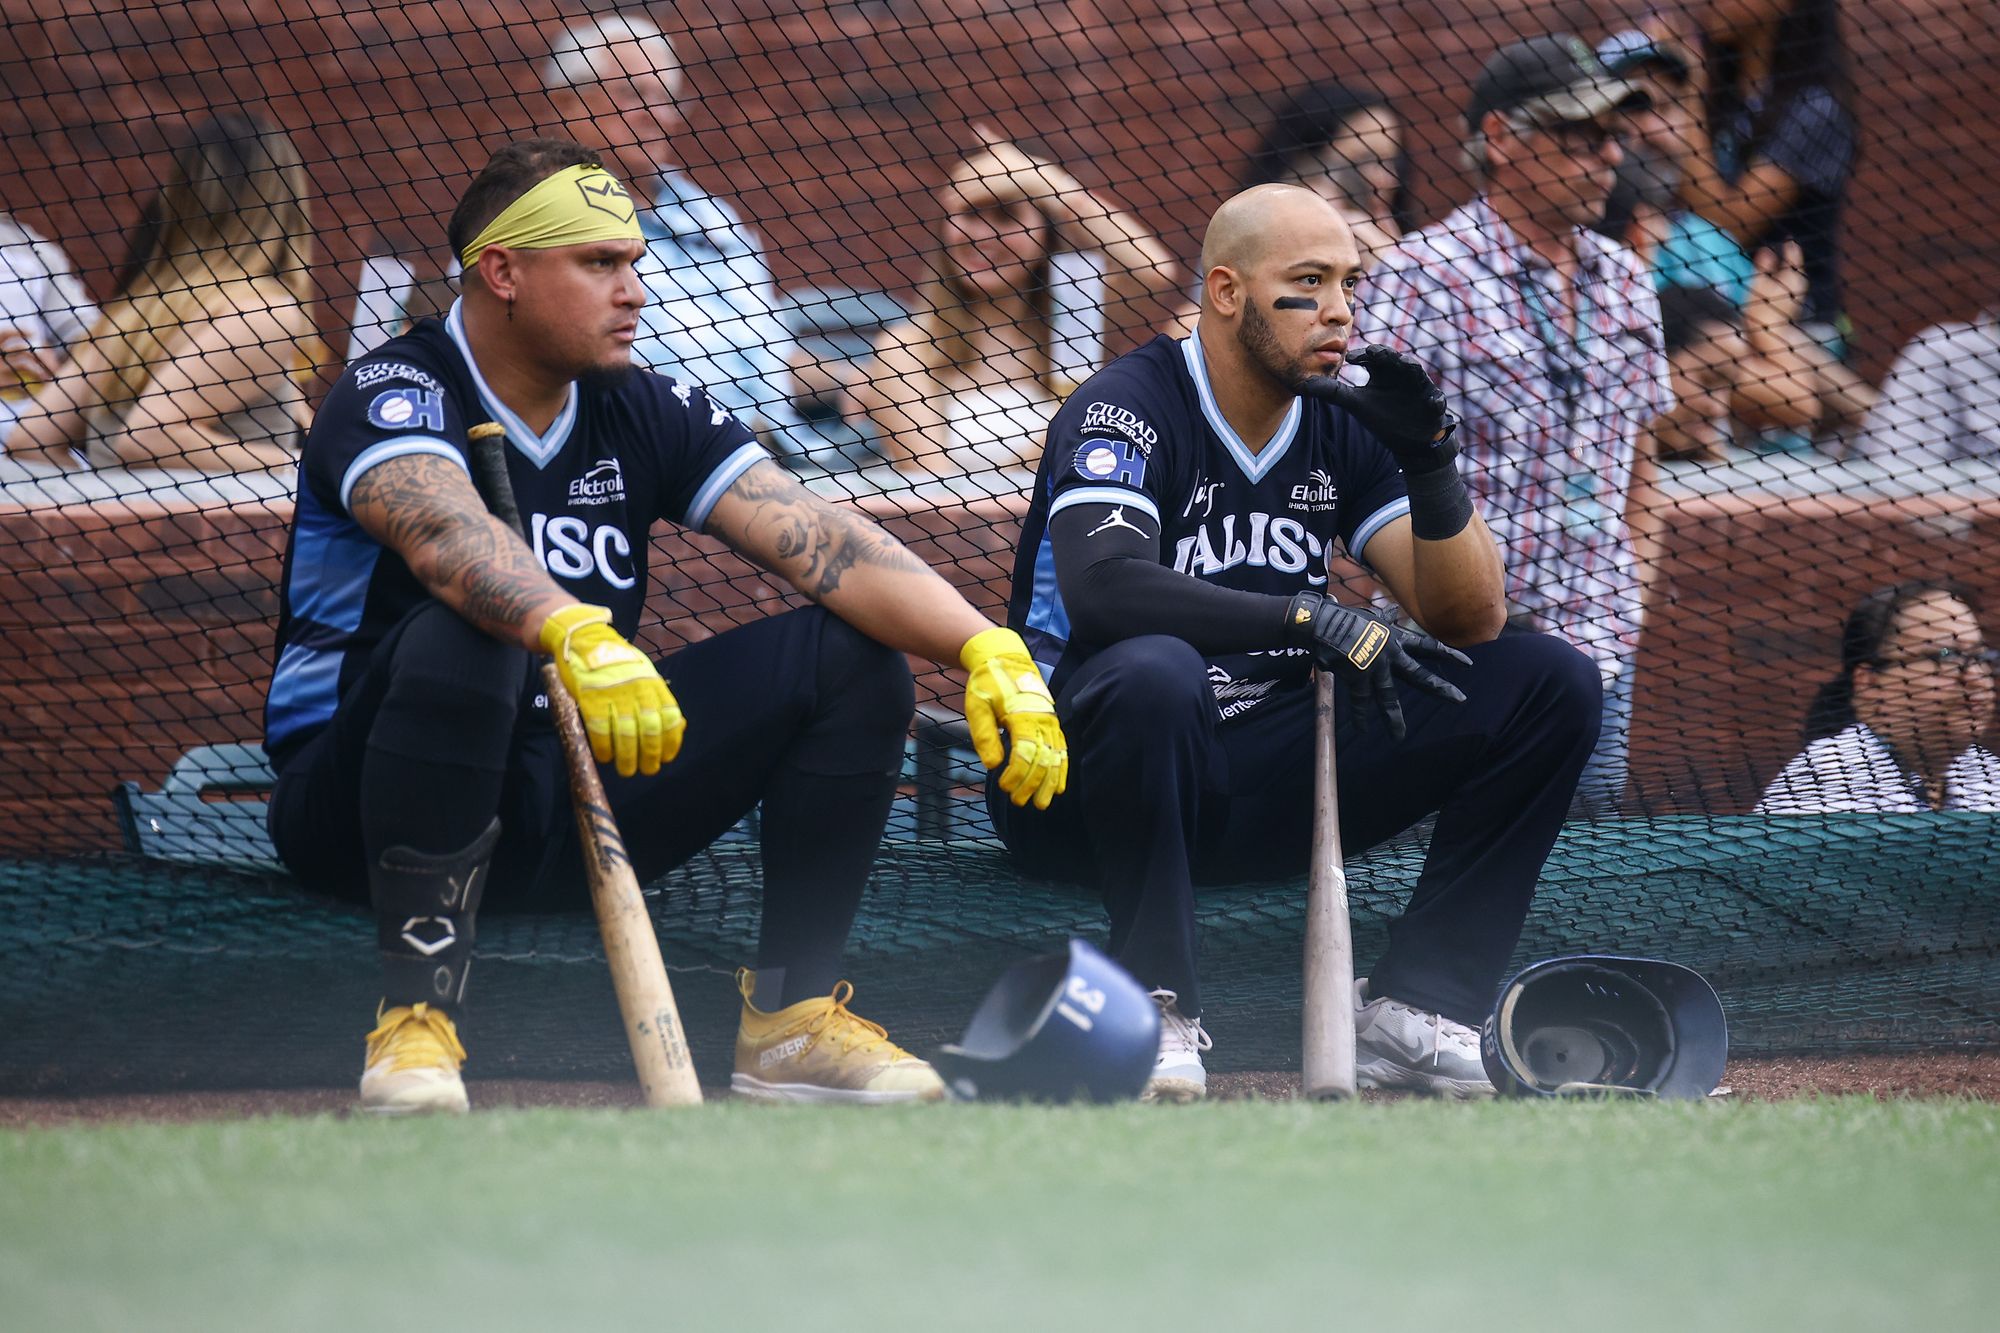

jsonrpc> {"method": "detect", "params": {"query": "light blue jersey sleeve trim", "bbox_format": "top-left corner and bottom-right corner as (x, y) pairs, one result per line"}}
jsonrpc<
(1350, 496), (1413, 568)
(339, 438), (469, 514)
(1048, 485), (1162, 524)
(683, 442), (769, 532)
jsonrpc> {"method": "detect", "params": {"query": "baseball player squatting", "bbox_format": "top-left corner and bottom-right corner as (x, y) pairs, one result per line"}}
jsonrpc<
(263, 139), (1069, 1114)
(992, 185), (1602, 1101)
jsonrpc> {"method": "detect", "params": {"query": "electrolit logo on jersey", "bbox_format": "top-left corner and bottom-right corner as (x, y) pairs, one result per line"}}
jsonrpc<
(1073, 436), (1146, 487)
(366, 387), (445, 433)
(1172, 513), (1328, 586)
(568, 458), (626, 507)
(531, 512), (636, 590)
(1289, 469), (1338, 512)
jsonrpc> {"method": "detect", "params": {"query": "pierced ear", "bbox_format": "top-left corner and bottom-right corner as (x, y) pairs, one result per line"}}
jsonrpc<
(477, 248), (517, 303)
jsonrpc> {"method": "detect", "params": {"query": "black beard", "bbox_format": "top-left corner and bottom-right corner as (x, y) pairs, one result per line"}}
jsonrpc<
(578, 363), (636, 393)
(1237, 300), (1331, 398)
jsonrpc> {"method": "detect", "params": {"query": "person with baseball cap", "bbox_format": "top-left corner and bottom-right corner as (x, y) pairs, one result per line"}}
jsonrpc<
(263, 138), (1070, 1113)
(1356, 34), (1671, 816)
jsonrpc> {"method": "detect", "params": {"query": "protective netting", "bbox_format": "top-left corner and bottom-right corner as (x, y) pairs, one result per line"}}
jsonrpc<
(6, 814), (1995, 1090)
(2, 2), (1997, 1087)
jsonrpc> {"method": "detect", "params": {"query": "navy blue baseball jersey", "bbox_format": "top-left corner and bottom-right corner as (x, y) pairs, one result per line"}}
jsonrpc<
(264, 302), (764, 765)
(1008, 332), (1411, 719)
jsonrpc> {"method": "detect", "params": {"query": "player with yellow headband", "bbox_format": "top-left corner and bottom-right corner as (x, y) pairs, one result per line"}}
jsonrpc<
(455, 162), (646, 267)
(264, 138), (1069, 1113)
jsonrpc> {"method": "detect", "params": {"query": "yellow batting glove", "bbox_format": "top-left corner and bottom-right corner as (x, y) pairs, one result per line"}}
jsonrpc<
(960, 626), (1069, 810)
(538, 604), (684, 778)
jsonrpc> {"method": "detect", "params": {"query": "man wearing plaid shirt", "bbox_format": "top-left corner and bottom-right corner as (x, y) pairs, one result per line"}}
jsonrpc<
(1357, 35), (1671, 813)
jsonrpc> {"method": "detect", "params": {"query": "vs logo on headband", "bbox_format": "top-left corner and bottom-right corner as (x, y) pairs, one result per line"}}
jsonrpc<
(577, 174), (636, 224)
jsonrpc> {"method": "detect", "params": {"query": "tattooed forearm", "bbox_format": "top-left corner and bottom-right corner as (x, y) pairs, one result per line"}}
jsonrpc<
(714, 461), (929, 600)
(350, 453), (566, 644)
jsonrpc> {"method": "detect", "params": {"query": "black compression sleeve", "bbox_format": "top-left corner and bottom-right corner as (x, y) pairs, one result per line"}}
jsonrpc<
(1050, 502), (1293, 652)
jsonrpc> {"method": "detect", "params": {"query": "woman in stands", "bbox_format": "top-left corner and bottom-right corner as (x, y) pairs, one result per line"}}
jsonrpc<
(6, 111), (315, 473)
(855, 129), (1174, 490)
(1239, 82), (1413, 270)
(1758, 584), (2000, 812)
(1163, 82), (1413, 338)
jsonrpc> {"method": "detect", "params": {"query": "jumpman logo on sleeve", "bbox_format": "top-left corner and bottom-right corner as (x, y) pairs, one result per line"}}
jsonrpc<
(1086, 506), (1148, 539)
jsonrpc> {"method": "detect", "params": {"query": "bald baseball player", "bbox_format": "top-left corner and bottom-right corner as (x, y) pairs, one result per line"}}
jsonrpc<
(264, 138), (1069, 1113)
(993, 185), (1601, 1100)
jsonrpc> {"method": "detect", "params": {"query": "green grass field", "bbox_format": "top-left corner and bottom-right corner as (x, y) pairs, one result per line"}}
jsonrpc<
(4, 1098), (1996, 1332)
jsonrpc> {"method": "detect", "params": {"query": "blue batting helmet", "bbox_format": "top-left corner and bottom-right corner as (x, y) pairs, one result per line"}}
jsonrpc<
(1482, 955), (1728, 1099)
(932, 939), (1159, 1103)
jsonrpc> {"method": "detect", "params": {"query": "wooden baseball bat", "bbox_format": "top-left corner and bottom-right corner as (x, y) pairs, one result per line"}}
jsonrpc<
(1302, 668), (1357, 1100)
(467, 422), (703, 1107)
(541, 657), (703, 1106)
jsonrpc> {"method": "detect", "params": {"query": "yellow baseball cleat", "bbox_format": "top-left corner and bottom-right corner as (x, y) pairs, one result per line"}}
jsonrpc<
(730, 969), (945, 1104)
(360, 1002), (470, 1115)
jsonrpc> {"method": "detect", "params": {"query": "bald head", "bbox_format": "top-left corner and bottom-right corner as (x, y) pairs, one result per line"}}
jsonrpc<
(1198, 184), (1351, 278)
(1194, 184), (1366, 403)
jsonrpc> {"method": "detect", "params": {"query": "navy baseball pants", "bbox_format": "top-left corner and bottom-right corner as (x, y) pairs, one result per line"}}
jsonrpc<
(269, 602), (913, 1006)
(989, 630), (1600, 1026)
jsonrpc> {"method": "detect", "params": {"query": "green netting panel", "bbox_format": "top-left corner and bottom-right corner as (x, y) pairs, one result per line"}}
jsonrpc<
(5, 815), (1993, 1092)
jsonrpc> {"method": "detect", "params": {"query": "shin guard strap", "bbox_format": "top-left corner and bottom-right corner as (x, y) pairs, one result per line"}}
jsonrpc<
(371, 818), (500, 1008)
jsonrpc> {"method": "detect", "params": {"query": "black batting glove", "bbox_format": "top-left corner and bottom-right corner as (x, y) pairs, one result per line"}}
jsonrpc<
(1308, 345), (1459, 472)
(1283, 591), (1471, 740)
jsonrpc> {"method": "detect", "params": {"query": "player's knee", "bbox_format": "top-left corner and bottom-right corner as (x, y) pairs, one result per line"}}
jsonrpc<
(378, 605), (527, 767)
(813, 610), (915, 725)
(1513, 633), (1604, 743)
(393, 604), (527, 706)
(1083, 636), (1211, 722)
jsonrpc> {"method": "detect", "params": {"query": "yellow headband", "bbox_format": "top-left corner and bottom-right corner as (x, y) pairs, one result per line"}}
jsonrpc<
(459, 164), (644, 268)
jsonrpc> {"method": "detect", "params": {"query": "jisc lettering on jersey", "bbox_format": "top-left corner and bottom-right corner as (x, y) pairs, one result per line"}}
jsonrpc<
(531, 513), (636, 590)
(1171, 513), (1327, 586)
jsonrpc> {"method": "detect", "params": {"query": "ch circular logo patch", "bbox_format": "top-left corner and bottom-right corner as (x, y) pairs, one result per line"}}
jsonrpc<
(365, 386), (445, 433)
(1082, 446), (1119, 477)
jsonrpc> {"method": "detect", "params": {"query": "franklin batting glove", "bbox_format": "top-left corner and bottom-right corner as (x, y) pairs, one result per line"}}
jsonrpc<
(539, 603), (684, 778)
(1283, 592), (1470, 740)
(960, 626), (1069, 810)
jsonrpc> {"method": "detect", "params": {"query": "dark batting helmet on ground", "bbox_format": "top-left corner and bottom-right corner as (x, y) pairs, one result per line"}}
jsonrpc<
(932, 939), (1159, 1102)
(1482, 955), (1728, 1099)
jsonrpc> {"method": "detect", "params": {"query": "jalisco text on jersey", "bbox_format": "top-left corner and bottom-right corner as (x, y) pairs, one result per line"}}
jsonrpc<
(1172, 512), (1329, 586)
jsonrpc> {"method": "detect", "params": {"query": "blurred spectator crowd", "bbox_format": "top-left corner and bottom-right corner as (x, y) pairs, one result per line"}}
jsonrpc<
(3, 2), (1992, 486)
(0, 1), (1994, 811)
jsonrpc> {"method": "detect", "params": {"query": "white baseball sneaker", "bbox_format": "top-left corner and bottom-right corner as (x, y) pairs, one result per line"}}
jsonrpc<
(1141, 988), (1212, 1103)
(1354, 979), (1494, 1099)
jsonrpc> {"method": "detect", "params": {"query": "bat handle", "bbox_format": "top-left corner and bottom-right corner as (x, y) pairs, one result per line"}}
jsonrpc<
(466, 421), (526, 537)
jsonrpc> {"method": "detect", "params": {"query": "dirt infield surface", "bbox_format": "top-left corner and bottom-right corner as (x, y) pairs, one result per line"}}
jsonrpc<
(2, 1053), (1992, 1127)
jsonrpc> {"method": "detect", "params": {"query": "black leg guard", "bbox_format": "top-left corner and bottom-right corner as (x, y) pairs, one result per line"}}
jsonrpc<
(371, 818), (499, 1010)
